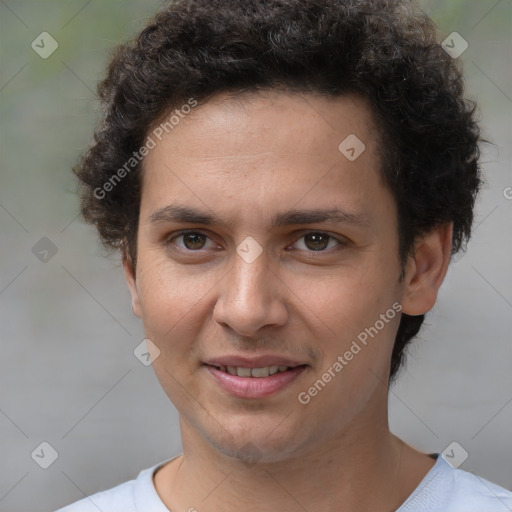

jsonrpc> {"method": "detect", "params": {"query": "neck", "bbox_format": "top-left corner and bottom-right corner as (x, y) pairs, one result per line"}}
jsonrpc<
(154, 402), (434, 511)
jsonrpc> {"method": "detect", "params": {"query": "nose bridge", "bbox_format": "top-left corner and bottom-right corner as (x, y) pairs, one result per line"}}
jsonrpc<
(230, 249), (270, 300)
(213, 247), (287, 334)
(228, 232), (271, 298)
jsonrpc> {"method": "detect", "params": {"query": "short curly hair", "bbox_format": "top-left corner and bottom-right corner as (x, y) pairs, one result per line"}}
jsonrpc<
(74, 0), (482, 382)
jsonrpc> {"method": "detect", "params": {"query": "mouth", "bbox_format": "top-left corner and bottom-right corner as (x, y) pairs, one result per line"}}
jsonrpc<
(203, 357), (308, 399)
(207, 364), (297, 378)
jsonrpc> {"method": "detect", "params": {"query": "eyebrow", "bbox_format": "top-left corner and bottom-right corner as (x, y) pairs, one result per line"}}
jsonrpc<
(147, 204), (369, 229)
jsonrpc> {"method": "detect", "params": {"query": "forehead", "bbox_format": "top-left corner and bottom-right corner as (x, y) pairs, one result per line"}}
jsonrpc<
(140, 90), (390, 227)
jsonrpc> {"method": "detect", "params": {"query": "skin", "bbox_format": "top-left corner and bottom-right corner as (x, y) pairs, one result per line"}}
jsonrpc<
(123, 90), (452, 511)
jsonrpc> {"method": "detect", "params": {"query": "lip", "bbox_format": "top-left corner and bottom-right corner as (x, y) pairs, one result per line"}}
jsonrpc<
(205, 364), (308, 399)
(204, 355), (306, 368)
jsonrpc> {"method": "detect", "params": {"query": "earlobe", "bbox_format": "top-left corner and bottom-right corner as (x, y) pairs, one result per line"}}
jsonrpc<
(122, 252), (142, 318)
(401, 223), (453, 316)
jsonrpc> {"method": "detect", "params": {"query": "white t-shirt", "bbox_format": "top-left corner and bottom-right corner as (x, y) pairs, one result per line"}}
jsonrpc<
(55, 454), (512, 512)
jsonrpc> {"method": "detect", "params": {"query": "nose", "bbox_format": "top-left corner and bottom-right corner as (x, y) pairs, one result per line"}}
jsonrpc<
(212, 249), (288, 337)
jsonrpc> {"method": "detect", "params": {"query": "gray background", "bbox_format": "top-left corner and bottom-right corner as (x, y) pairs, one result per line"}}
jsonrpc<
(0, 1), (510, 510)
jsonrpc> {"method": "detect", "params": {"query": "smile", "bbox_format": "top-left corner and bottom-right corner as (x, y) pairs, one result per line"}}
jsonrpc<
(211, 365), (291, 377)
(205, 363), (308, 399)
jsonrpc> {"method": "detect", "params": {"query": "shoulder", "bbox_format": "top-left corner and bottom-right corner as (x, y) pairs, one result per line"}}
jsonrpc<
(399, 455), (512, 512)
(54, 458), (174, 512)
(446, 466), (512, 512)
(54, 479), (136, 512)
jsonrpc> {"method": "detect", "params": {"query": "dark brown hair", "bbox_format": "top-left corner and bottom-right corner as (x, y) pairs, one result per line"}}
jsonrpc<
(73, 0), (482, 381)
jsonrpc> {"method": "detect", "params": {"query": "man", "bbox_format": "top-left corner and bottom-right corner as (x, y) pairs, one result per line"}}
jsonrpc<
(57, 0), (512, 510)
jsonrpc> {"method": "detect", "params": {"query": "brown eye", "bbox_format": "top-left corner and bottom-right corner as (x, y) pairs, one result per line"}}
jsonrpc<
(303, 233), (331, 251)
(292, 232), (342, 252)
(181, 232), (206, 250)
(167, 231), (213, 251)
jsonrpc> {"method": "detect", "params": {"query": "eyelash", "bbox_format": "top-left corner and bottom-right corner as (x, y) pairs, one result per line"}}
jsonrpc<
(164, 230), (347, 254)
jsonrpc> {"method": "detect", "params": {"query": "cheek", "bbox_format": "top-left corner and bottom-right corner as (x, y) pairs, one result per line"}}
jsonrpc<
(299, 266), (394, 333)
(136, 254), (206, 323)
(136, 260), (205, 401)
(300, 263), (401, 382)
(135, 255), (222, 375)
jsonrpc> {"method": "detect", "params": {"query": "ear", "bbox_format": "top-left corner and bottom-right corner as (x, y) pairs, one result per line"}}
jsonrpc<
(401, 223), (453, 316)
(122, 248), (142, 318)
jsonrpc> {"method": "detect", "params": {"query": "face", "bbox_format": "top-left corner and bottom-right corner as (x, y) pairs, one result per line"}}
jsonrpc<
(125, 91), (411, 463)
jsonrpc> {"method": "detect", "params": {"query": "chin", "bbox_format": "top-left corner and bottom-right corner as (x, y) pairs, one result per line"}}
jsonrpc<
(201, 415), (313, 466)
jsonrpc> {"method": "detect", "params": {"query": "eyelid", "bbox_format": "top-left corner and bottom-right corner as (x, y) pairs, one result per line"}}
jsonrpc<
(165, 229), (348, 252)
(165, 229), (220, 251)
(287, 230), (349, 252)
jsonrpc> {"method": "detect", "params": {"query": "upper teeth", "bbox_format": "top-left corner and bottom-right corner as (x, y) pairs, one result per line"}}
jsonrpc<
(218, 365), (290, 377)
